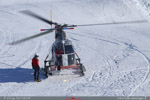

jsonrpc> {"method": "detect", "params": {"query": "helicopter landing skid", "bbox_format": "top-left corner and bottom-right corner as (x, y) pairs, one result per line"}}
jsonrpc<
(43, 60), (85, 77)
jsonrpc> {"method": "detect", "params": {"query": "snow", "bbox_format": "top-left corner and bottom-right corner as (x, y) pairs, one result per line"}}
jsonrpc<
(0, 0), (150, 96)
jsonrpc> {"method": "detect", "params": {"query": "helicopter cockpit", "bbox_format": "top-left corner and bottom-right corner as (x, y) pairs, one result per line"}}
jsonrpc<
(53, 39), (74, 54)
(52, 39), (75, 66)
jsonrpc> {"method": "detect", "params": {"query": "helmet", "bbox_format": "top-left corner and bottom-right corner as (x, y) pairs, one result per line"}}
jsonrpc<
(34, 53), (39, 58)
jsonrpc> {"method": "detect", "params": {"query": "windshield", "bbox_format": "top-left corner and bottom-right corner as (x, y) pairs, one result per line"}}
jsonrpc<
(65, 45), (74, 54)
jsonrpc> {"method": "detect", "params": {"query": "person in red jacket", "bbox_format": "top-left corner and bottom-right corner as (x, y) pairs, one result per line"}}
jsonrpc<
(32, 54), (40, 82)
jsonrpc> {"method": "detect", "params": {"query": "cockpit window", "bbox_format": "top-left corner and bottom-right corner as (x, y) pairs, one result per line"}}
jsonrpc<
(65, 45), (74, 54)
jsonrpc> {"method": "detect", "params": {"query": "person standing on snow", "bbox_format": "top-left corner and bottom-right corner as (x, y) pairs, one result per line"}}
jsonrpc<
(55, 47), (63, 71)
(32, 54), (41, 82)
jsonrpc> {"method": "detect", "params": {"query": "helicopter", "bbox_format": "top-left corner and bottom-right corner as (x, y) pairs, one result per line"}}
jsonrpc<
(9, 10), (148, 77)
(43, 24), (87, 77)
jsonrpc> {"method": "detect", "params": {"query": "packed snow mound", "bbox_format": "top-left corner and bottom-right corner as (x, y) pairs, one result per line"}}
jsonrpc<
(131, 0), (150, 17)
(139, 0), (150, 15)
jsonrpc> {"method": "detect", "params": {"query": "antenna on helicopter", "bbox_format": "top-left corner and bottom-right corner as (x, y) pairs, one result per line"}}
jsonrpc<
(50, 9), (53, 28)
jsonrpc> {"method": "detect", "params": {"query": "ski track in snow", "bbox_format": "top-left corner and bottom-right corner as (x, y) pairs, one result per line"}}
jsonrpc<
(83, 28), (150, 96)
(127, 45), (150, 96)
(67, 30), (150, 96)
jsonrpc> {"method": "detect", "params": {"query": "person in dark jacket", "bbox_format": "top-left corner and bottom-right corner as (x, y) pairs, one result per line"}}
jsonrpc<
(32, 54), (41, 82)
(55, 47), (63, 71)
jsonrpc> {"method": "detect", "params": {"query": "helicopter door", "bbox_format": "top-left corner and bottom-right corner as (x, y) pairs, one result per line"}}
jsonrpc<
(62, 54), (68, 66)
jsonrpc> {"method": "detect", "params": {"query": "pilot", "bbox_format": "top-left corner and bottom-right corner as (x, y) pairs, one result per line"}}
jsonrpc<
(55, 47), (63, 71)
(32, 54), (41, 82)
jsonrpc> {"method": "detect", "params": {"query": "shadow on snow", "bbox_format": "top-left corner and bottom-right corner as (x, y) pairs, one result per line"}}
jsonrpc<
(0, 68), (45, 83)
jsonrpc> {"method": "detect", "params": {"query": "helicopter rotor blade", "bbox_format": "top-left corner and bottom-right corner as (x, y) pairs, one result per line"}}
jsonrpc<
(8, 29), (54, 45)
(75, 20), (148, 27)
(20, 10), (57, 25)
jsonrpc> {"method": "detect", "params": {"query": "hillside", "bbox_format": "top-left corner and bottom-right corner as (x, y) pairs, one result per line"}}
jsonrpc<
(0, 0), (150, 96)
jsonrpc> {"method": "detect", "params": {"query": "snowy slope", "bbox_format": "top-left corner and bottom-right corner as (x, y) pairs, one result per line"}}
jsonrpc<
(0, 0), (150, 96)
(132, 0), (150, 17)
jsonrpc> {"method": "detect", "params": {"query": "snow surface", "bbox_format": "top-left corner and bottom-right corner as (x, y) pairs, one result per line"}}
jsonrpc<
(0, 0), (150, 96)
